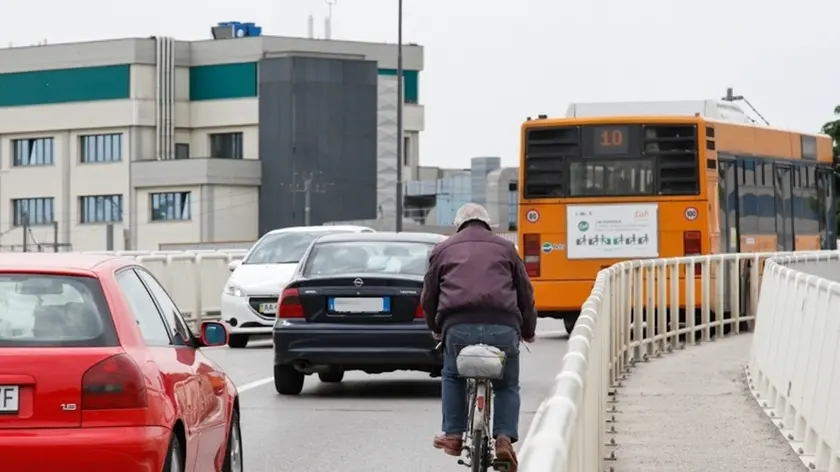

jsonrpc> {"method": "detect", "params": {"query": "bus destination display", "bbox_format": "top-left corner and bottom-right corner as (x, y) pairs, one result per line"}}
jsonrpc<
(591, 125), (630, 155)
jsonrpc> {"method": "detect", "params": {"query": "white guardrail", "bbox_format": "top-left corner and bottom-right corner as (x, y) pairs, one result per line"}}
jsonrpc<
(84, 250), (248, 326)
(518, 250), (840, 472)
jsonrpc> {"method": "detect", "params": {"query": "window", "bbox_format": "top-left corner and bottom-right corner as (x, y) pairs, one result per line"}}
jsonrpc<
(80, 194), (122, 223)
(209, 132), (243, 159)
(135, 269), (192, 345)
(80, 134), (122, 163)
(13, 198), (54, 226)
(0, 274), (118, 347)
(403, 136), (410, 166)
(569, 159), (654, 196)
(175, 143), (190, 159)
(244, 230), (355, 265)
(12, 138), (54, 166)
(508, 182), (518, 231)
(303, 241), (435, 276)
(116, 269), (172, 346)
(151, 191), (191, 221)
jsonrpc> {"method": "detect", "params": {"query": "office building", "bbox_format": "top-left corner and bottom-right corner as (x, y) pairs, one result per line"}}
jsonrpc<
(0, 24), (424, 250)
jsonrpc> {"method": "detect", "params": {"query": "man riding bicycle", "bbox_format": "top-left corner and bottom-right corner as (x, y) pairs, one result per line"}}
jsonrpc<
(421, 203), (537, 471)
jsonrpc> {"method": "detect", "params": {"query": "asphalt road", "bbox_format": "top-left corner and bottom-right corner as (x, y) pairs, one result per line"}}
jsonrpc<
(204, 319), (570, 472)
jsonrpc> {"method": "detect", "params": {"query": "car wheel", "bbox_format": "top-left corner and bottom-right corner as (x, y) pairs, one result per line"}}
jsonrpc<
(163, 433), (184, 472)
(228, 334), (249, 349)
(318, 370), (344, 383)
(273, 365), (305, 395)
(222, 409), (244, 472)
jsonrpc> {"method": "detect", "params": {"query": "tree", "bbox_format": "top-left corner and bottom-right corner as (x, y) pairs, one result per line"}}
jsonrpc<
(821, 105), (840, 157)
(821, 106), (840, 235)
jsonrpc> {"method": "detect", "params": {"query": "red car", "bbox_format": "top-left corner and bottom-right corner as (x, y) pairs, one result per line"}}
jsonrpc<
(0, 253), (243, 472)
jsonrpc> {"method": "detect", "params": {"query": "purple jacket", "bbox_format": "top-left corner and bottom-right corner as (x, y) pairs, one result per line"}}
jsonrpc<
(420, 221), (537, 339)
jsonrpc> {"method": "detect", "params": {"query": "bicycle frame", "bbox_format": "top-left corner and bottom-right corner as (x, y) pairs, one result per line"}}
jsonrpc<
(462, 377), (494, 471)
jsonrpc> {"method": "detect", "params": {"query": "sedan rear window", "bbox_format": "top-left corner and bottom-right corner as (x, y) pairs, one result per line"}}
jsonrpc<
(0, 275), (117, 347)
(303, 241), (434, 277)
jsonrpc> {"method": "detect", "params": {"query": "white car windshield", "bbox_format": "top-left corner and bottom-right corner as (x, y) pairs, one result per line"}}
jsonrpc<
(0, 274), (113, 347)
(303, 241), (434, 276)
(243, 231), (353, 265)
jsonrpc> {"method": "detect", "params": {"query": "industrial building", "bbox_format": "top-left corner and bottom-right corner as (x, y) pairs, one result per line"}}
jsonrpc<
(0, 23), (424, 251)
(404, 157), (519, 230)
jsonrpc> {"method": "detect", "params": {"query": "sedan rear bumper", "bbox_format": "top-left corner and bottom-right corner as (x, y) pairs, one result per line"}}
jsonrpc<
(273, 320), (441, 368)
(0, 425), (170, 471)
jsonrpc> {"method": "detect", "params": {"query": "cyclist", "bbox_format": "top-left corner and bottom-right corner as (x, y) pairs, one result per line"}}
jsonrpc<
(421, 203), (537, 471)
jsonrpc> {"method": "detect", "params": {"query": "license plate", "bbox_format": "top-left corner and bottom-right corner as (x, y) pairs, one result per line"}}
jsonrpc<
(329, 297), (390, 313)
(259, 303), (278, 314)
(0, 386), (19, 413)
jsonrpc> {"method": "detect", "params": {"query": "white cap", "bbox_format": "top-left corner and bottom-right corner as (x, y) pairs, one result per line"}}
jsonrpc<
(453, 203), (491, 229)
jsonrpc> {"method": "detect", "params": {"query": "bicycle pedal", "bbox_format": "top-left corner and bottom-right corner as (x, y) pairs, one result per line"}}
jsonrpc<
(492, 459), (512, 471)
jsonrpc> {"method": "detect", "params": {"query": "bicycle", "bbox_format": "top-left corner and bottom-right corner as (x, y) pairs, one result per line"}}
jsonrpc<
(436, 342), (513, 472)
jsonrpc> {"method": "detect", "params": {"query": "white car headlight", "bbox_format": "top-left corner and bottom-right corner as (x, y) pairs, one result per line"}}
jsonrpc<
(224, 283), (246, 297)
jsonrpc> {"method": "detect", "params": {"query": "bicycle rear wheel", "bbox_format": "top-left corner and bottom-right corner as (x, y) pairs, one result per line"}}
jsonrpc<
(470, 427), (489, 472)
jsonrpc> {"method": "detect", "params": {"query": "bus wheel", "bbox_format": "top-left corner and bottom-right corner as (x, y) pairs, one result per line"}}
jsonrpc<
(564, 315), (578, 334)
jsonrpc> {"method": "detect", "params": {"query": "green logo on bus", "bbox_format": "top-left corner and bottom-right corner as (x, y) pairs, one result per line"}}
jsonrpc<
(578, 221), (589, 232)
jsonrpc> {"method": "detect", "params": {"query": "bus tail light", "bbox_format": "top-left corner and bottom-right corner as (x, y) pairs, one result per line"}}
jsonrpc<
(683, 231), (702, 275)
(523, 234), (541, 277)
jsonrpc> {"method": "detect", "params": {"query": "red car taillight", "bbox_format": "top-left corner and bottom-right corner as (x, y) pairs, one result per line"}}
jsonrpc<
(82, 354), (147, 410)
(683, 231), (703, 275)
(523, 233), (541, 277)
(415, 304), (424, 319)
(277, 288), (304, 319)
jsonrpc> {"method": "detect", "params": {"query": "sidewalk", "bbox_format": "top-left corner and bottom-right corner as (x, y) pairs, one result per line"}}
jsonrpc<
(612, 333), (806, 472)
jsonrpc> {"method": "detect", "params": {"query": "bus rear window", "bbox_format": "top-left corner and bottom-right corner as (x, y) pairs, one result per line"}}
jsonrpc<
(0, 274), (118, 347)
(570, 159), (655, 196)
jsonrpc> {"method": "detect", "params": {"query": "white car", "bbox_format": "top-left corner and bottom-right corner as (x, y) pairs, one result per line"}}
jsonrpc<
(221, 225), (375, 348)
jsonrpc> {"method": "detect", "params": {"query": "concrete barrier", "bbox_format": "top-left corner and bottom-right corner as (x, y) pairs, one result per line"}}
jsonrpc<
(518, 251), (839, 472)
(85, 250), (246, 326)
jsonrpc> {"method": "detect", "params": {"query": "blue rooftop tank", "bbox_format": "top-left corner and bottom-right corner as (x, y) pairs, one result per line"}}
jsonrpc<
(211, 22), (263, 40)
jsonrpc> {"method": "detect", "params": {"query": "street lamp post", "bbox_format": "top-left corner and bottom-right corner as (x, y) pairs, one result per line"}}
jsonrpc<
(395, 0), (404, 232)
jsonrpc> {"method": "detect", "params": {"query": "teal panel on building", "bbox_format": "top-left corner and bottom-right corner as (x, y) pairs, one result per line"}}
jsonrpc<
(189, 62), (419, 102)
(377, 69), (419, 103)
(190, 62), (258, 101)
(0, 65), (130, 107)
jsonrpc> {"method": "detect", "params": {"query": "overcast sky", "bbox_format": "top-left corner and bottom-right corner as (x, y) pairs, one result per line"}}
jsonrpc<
(3, 0), (838, 169)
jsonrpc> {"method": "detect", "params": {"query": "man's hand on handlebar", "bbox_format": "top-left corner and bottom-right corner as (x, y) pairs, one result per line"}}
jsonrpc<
(522, 336), (535, 344)
(432, 332), (442, 341)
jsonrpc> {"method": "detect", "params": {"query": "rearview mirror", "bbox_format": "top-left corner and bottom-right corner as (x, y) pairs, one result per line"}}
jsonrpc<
(228, 260), (241, 272)
(199, 321), (228, 347)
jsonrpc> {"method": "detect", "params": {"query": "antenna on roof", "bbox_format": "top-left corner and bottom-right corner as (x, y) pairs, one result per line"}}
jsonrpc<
(722, 87), (770, 125)
(325, 0), (337, 39)
(307, 14), (315, 38)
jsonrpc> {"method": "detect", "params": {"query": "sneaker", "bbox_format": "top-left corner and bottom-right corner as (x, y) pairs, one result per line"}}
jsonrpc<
(433, 433), (463, 456)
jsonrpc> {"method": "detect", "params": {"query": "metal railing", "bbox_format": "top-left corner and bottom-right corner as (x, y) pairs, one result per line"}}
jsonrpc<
(747, 254), (840, 471)
(518, 250), (840, 472)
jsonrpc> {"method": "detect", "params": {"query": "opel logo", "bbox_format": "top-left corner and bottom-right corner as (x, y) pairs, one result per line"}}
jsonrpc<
(353, 278), (364, 287)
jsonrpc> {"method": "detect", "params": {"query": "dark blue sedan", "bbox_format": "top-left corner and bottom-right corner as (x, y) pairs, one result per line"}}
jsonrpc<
(272, 231), (446, 395)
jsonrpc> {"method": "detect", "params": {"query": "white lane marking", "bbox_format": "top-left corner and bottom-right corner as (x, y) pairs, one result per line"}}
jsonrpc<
(238, 377), (273, 393)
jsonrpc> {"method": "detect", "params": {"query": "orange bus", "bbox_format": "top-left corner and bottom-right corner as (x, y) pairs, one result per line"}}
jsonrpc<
(518, 105), (836, 333)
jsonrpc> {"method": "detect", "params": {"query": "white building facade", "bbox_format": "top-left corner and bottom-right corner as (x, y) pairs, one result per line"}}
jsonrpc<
(0, 35), (424, 251)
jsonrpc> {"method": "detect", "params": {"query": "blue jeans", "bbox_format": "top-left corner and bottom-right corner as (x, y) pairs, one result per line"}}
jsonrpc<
(442, 323), (521, 442)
